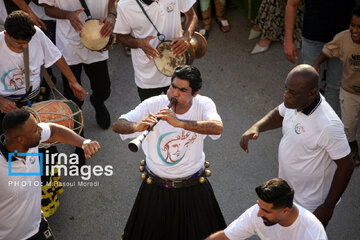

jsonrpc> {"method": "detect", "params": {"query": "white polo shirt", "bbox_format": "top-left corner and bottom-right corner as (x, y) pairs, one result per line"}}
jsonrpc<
(278, 95), (350, 212)
(39, 0), (109, 65)
(114, 0), (195, 89)
(224, 203), (328, 240)
(0, 123), (51, 240)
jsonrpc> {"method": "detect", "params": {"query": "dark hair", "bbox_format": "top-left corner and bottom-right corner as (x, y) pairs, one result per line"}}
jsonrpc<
(2, 109), (31, 134)
(255, 178), (294, 209)
(352, 5), (360, 17)
(4, 10), (36, 41)
(171, 65), (202, 95)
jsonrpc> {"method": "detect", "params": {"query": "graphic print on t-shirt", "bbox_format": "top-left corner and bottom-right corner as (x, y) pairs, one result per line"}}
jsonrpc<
(294, 123), (306, 134)
(157, 130), (198, 165)
(1, 68), (25, 92)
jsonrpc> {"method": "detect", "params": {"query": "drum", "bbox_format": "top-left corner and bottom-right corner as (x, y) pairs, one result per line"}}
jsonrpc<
(154, 41), (190, 77)
(80, 19), (114, 51)
(154, 32), (207, 77)
(23, 100), (83, 147)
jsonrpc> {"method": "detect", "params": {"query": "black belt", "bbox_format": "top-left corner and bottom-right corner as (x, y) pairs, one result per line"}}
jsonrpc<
(145, 168), (205, 189)
(26, 217), (54, 240)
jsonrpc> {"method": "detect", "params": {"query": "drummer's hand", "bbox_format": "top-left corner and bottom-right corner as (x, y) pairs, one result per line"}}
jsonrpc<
(171, 36), (190, 56)
(69, 82), (88, 101)
(99, 15), (116, 37)
(29, 12), (47, 30)
(0, 98), (18, 114)
(68, 8), (85, 33)
(83, 141), (101, 160)
(156, 108), (179, 127)
(138, 36), (159, 60)
(136, 113), (158, 132)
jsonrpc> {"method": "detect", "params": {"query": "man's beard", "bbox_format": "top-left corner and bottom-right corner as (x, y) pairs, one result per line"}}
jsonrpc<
(262, 217), (277, 226)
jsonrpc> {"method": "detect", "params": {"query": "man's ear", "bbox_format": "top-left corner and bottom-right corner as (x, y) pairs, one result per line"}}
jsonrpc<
(16, 136), (25, 145)
(192, 90), (200, 97)
(282, 207), (290, 215)
(309, 88), (317, 98)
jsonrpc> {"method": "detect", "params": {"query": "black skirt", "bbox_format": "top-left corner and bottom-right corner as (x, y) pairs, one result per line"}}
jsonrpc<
(122, 179), (226, 240)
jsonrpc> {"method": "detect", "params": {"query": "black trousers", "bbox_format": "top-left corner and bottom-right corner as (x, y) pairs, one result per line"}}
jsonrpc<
(137, 86), (169, 102)
(61, 60), (111, 108)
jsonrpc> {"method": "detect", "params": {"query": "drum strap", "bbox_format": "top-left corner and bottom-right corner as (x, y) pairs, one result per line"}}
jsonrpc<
(79, 0), (92, 19)
(135, 0), (166, 42)
(40, 66), (56, 90)
(23, 47), (33, 107)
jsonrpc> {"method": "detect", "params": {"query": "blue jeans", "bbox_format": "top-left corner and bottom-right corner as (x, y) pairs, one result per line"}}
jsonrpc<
(302, 37), (343, 116)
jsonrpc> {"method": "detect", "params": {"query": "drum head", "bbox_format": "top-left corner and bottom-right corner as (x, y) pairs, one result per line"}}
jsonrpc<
(80, 19), (110, 51)
(154, 41), (187, 77)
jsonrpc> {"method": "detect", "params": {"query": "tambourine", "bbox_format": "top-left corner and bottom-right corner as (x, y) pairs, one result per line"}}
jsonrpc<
(80, 19), (115, 51)
(154, 32), (207, 77)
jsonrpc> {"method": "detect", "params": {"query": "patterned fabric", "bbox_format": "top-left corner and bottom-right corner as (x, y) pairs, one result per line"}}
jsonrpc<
(254, 0), (304, 45)
(41, 164), (63, 218)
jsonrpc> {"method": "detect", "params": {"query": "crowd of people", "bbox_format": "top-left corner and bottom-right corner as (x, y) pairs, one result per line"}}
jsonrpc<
(0, 0), (359, 239)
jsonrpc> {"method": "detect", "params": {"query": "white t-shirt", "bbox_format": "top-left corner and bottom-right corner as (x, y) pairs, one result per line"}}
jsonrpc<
(224, 203), (328, 240)
(39, 0), (109, 65)
(113, 0), (195, 89)
(29, 2), (54, 21)
(278, 96), (350, 212)
(0, 27), (61, 97)
(0, 123), (51, 240)
(119, 94), (222, 178)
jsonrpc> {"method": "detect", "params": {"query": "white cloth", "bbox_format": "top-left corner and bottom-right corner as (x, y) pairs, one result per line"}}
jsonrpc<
(0, 0), (6, 25)
(278, 96), (350, 212)
(113, 0), (195, 89)
(224, 203), (328, 240)
(0, 26), (61, 97)
(29, 2), (54, 21)
(119, 95), (222, 178)
(0, 123), (51, 240)
(39, 0), (109, 65)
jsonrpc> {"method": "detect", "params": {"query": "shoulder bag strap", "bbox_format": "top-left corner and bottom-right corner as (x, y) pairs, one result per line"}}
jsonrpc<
(79, 0), (92, 18)
(135, 0), (165, 42)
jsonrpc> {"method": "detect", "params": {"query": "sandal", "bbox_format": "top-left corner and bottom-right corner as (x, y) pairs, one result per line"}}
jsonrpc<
(199, 21), (211, 40)
(216, 18), (230, 33)
(199, 28), (210, 40)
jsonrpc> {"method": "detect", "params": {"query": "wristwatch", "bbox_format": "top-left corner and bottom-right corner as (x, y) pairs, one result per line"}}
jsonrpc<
(82, 139), (92, 149)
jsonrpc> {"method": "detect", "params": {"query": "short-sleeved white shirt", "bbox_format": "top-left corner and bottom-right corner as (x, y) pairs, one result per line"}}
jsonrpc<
(278, 96), (350, 211)
(29, 2), (54, 21)
(0, 123), (51, 240)
(0, 27), (61, 97)
(39, 0), (109, 65)
(119, 94), (222, 178)
(113, 0), (195, 89)
(224, 203), (328, 240)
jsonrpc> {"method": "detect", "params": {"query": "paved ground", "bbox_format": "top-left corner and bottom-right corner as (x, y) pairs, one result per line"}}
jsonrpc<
(44, 7), (360, 240)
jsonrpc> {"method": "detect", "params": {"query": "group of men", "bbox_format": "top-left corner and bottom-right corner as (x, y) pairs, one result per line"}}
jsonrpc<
(0, 0), (358, 240)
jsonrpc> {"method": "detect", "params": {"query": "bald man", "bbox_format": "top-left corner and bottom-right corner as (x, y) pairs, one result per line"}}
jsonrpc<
(240, 64), (353, 227)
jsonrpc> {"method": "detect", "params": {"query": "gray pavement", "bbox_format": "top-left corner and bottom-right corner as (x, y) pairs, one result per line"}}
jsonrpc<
(47, 7), (360, 240)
